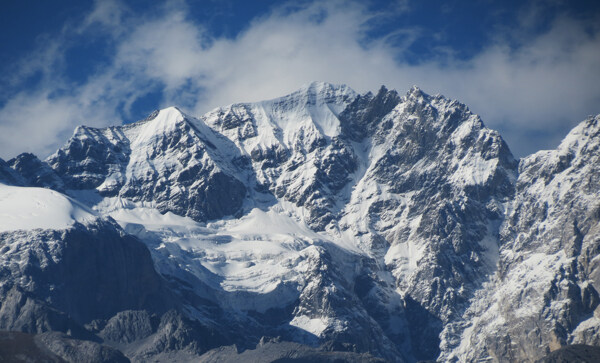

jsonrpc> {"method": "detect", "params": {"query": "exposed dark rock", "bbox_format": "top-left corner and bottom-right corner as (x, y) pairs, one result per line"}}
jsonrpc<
(537, 344), (600, 363)
(47, 126), (131, 192)
(8, 153), (65, 191)
(198, 340), (387, 363)
(0, 157), (25, 186)
(339, 85), (401, 141)
(0, 331), (129, 363)
(0, 219), (173, 333)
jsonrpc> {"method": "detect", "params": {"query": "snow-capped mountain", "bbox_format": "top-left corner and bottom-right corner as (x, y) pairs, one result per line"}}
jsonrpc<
(0, 82), (598, 362)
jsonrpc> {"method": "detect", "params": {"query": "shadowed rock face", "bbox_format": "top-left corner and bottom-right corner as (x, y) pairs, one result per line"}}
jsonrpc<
(1, 84), (599, 362)
(0, 219), (173, 331)
(198, 339), (388, 363)
(536, 344), (600, 363)
(0, 331), (129, 363)
(0, 219), (178, 362)
(339, 85), (402, 141)
(0, 157), (25, 185)
(9, 152), (65, 191)
(0, 218), (231, 360)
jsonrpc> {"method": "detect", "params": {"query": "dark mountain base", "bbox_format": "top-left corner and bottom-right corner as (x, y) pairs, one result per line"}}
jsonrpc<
(0, 331), (128, 363)
(198, 340), (387, 363)
(537, 345), (600, 363)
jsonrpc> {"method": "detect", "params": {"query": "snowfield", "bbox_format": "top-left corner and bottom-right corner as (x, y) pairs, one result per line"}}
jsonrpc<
(0, 183), (95, 232)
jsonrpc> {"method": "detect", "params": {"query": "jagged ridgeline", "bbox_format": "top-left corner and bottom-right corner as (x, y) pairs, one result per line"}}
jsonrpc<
(0, 82), (598, 362)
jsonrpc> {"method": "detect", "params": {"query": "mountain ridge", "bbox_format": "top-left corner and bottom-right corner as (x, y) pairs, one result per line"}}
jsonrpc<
(0, 82), (598, 362)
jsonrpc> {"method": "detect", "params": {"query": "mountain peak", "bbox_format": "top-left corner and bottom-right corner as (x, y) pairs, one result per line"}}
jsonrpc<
(150, 106), (188, 123)
(563, 114), (600, 148)
(299, 80), (349, 93)
(129, 106), (192, 142)
(404, 84), (428, 100)
(160, 105), (186, 116)
(268, 81), (358, 106)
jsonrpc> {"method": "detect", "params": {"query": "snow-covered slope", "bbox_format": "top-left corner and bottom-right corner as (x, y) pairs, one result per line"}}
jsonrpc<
(1, 82), (599, 362)
(0, 182), (95, 232)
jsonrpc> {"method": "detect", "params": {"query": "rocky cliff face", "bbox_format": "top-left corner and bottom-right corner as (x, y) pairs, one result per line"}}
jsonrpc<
(442, 115), (600, 362)
(46, 107), (247, 222)
(0, 157), (25, 186)
(0, 82), (598, 362)
(0, 219), (172, 328)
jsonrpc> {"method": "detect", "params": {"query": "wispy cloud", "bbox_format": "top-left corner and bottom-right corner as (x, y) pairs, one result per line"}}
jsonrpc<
(0, 0), (599, 159)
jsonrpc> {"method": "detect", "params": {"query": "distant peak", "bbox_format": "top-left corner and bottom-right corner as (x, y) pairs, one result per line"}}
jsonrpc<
(377, 85), (389, 94)
(158, 106), (186, 118)
(301, 81), (341, 91)
(295, 81), (355, 97)
(259, 81), (358, 108)
(406, 85), (426, 98)
(141, 106), (192, 127)
(118, 106), (193, 142)
(122, 107), (188, 131)
(556, 113), (600, 153)
(374, 85), (400, 102)
(72, 124), (97, 137)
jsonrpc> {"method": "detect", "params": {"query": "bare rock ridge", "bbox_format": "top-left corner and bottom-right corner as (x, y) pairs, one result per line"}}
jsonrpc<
(0, 82), (598, 362)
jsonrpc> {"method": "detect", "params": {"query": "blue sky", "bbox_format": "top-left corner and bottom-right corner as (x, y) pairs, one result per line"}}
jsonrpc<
(1, 0), (599, 159)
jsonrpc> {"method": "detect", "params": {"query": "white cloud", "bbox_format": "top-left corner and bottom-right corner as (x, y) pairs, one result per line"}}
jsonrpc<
(80, 0), (127, 31)
(0, 91), (113, 159)
(0, 0), (599, 159)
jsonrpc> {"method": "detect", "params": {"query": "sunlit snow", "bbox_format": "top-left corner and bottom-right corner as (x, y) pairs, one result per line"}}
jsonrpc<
(0, 183), (95, 232)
